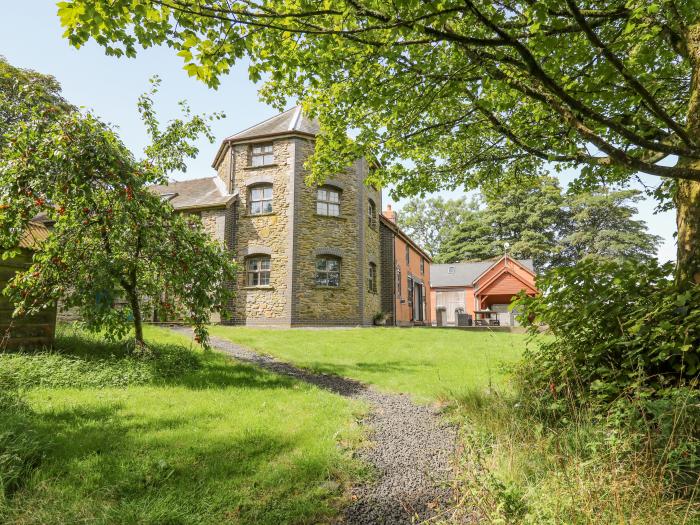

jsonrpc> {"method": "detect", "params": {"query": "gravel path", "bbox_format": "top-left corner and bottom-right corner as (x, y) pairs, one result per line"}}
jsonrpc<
(171, 327), (458, 524)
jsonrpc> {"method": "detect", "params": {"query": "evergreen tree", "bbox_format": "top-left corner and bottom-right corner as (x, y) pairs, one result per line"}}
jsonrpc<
(558, 187), (662, 266)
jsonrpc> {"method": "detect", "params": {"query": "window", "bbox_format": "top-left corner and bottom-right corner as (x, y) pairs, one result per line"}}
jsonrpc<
(247, 256), (271, 286)
(396, 266), (401, 298)
(407, 276), (414, 305)
(405, 244), (410, 265)
(315, 256), (341, 287)
(368, 262), (377, 293)
(420, 258), (425, 275)
(367, 199), (377, 229)
(249, 185), (273, 215)
(250, 143), (274, 167)
(316, 187), (340, 216)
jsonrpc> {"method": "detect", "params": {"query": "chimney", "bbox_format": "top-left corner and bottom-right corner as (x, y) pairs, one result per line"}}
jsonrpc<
(382, 204), (397, 223)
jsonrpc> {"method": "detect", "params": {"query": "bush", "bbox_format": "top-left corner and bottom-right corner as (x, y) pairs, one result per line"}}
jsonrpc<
(516, 259), (700, 404)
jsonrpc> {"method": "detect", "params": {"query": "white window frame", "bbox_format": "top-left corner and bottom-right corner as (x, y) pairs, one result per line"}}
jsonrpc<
(246, 256), (271, 286)
(250, 143), (275, 167)
(315, 256), (341, 287)
(316, 186), (341, 216)
(249, 184), (273, 215)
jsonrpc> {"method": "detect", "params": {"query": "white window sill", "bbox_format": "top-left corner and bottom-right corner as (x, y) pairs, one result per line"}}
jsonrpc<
(243, 285), (274, 290)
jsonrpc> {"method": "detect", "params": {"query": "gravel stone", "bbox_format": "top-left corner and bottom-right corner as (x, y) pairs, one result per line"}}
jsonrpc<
(171, 327), (458, 524)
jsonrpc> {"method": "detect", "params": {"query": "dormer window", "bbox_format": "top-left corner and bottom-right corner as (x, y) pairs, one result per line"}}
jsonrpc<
(317, 187), (340, 216)
(249, 184), (273, 215)
(250, 143), (274, 167)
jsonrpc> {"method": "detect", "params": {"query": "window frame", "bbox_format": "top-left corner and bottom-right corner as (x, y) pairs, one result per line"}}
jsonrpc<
(248, 184), (273, 215)
(250, 142), (275, 167)
(368, 262), (377, 293)
(246, 255), (271, 287)
(396, 266), (402, 298)
(316, 186), (341, 217)
(315, 255), (341, 287)
(367, 198), (377, 229)
(405, 244), (410, 265)
(420, 258), (425, 275)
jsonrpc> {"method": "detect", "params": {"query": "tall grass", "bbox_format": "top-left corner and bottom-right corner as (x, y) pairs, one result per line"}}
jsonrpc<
(440, 386), (700, 524)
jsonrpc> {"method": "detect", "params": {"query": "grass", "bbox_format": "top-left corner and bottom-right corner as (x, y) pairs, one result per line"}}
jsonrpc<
(208, 326), (526, 403)
(0, 325), (367, 525)
(444, 388), (700, 525)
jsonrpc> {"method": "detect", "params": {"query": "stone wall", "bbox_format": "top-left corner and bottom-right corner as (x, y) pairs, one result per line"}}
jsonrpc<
(221, 140), (294, 325)
(293, 143), (365, 325)
(213, 135), (383, 327)
(363, 176), (382, 323)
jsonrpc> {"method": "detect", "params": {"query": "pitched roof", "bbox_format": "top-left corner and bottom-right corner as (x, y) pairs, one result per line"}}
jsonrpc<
(150, 176), (236, 210)
(225, 106), (320, 142)
(212, 106), (320, 167)
(379, 214), (433, 262)
(431, 258), (535, 287)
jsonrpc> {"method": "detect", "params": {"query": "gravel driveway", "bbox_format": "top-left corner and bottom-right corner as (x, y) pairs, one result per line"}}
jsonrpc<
(171, 328), (458, 524)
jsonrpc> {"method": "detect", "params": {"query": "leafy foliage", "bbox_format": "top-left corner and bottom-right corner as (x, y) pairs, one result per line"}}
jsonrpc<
(559, 187), (663, 265)
(0, 62), (235, 348)
(517, 259), (700, 404)
(54, 0), (700, 285)
(396, 196), (478, 258)
(410, 177), (658, 270)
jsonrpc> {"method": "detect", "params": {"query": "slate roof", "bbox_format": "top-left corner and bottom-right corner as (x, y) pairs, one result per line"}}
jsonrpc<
(431, 258), (535, 287)
(212, 106), (320, 167)
(225, 106), (320, 142)
(150, 176), (236, 210)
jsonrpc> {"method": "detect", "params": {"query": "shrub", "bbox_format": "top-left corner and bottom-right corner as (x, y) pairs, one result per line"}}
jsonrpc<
(516, 259), (700, 404)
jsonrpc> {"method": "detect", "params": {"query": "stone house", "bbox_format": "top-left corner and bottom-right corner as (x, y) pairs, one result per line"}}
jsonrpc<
(153, 107), (388, 326)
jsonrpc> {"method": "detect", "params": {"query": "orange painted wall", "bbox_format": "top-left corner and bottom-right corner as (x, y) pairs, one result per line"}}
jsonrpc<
(393, 234), (431, 325)
(476, 258), (537, 308)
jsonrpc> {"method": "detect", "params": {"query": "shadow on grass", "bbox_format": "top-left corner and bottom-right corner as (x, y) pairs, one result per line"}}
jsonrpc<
(5, 401), (338, 524)
(305, 359), (429, 378)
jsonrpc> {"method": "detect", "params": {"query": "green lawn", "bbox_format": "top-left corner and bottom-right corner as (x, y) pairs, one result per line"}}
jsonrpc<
(208, 327), (527, 403)
(1, 326), (366, 525)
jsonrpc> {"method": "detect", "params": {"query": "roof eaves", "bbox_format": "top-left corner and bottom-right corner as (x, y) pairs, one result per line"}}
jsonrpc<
(379, 214), (433, 262)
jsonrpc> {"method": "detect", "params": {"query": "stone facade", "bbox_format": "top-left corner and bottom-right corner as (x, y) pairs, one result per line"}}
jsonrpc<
(152, 108), (436, 327)
(213, 129), (382, 326)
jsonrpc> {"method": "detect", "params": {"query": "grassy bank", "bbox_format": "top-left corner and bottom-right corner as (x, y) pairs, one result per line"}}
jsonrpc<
(0, 325), (366, 525)
(208, 326), (525, 403)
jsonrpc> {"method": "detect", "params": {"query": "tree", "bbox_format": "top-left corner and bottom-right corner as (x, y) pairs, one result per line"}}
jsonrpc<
(0, 67), (235, 349)
(437, 177), (660, 270)
(480, 175), (566, 271)
(558, 186), (662, 266)
(397, 196), (474, 258)
(438, 206), (496, 264)
(57, 0), (700, 288)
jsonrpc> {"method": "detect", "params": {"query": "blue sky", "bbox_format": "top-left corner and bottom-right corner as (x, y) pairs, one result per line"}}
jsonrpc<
(1, 1), (678, 262)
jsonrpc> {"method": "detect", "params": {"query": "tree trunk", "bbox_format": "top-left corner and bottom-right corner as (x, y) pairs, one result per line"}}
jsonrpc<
(676, 24), (700, 288)
(126, 288), (144, 348)
(675, 176), (700, 288)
